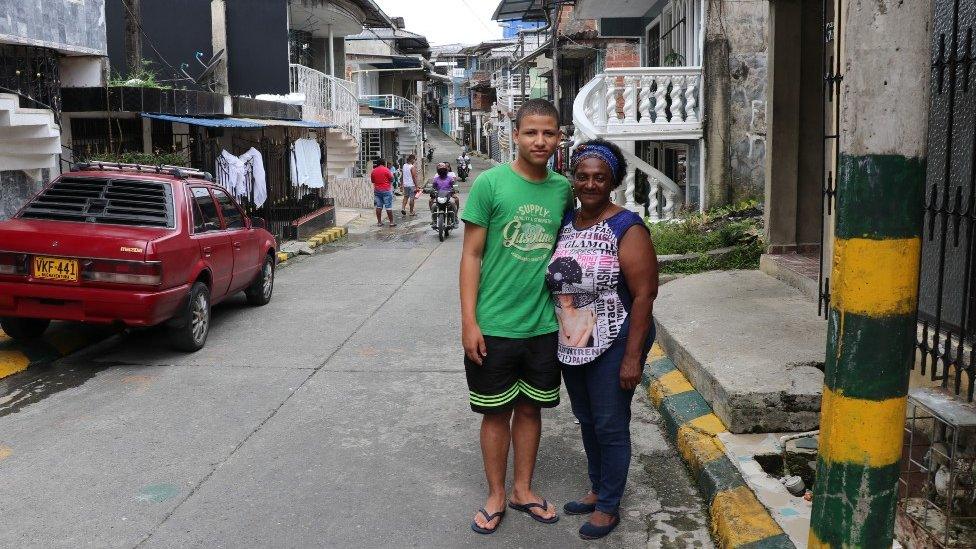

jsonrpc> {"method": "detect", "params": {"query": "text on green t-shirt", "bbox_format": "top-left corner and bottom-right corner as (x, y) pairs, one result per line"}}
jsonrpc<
(460, 163), (573, 338)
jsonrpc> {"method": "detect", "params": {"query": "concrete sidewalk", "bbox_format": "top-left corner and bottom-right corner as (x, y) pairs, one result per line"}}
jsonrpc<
(654, 270), (826, 433)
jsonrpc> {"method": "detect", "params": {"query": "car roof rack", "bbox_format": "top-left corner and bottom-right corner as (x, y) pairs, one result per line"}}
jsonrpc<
(71, 162), (214, 182)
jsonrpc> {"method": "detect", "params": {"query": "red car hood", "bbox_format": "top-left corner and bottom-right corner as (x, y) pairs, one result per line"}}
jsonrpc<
(0, 219), (173, 261)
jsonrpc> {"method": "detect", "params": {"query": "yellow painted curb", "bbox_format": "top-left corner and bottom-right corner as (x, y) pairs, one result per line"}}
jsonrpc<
(711, 486), (785, 548)
(648, 370), (695, 407)
(276, 252), (289, 263)
(677, 422), (727, 474)
(0, 349), (30, 379)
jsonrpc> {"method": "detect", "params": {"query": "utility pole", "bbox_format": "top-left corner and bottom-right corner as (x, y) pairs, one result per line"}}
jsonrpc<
(808, 2), (931, 547)
(121, 0), (142, 74)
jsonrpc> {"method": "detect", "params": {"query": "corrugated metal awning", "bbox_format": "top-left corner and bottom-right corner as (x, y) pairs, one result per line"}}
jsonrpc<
(492, 0), (545, 22)
(140, 113), (334, 129)
(140, 113), (263, 128)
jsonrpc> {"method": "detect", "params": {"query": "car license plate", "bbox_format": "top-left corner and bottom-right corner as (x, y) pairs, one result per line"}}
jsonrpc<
(33, 256), (79, 282)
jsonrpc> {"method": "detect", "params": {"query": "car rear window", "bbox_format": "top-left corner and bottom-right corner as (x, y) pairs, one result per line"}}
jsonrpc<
(19, 176), (174, 228)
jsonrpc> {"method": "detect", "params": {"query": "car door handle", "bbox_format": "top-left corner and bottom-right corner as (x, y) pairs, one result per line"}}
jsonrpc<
(233, 242), (242, 250)
(202, 246), (212, 257)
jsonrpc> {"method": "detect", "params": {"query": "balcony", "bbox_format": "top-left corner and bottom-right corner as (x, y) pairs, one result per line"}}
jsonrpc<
(288, 64), (360, 142)
(574, 66), (702, 141)
(572, 66), (704, 220)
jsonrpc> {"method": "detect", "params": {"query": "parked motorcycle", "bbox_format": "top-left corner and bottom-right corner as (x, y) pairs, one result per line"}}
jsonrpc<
(456, 153), (471, 182)
(428, 186), (458, 242)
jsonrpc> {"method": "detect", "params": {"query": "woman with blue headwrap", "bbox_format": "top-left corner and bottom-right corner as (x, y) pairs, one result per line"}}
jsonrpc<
(545, 139), (660, 540)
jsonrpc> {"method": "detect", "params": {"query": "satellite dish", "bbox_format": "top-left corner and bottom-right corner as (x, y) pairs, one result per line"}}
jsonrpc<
(180, 49), (225, 91)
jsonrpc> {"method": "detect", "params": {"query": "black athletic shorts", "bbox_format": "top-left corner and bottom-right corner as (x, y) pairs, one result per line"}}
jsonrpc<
(464, 332), (561, 414)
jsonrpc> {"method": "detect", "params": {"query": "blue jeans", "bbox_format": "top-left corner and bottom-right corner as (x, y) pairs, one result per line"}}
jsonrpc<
(561, 326), (655, 514)
(374, 190), (393, 209)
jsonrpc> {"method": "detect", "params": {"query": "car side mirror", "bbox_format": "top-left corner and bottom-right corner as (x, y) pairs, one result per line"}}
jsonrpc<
(250, 217), (267, 230)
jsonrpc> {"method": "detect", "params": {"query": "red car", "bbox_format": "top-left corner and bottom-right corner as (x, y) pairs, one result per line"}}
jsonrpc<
(0, 163), (277, 351)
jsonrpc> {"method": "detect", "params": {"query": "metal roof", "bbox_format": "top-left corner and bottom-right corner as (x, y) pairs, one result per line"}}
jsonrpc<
(349, 0), (397, 28)
(140, 113), (333, 129)
(346, 27), (430, 55)
(492, 0), (546, 22)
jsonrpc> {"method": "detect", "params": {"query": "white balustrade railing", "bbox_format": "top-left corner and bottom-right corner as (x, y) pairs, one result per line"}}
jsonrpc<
(359, 93), (422, 140)
(582, 66), (702, 139)
(289, 64), (361, 143)
(572, 66), (700, 220)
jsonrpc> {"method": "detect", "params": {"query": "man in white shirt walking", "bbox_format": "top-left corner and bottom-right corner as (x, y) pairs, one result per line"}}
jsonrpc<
(401, 154), (419, 216)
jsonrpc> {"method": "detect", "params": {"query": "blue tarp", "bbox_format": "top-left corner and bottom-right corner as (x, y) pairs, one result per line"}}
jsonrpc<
(140, 113), (333, 129)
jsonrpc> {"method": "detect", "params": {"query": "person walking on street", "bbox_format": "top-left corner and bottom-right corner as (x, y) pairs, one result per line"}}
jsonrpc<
(370, 158), (396, 227)
(401, 154), (418, 216)
(546, 140), (659, 540)
(460, 99), (573, 535)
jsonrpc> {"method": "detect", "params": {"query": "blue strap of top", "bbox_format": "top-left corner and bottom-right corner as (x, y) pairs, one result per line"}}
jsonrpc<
(607, 210), (649, 314)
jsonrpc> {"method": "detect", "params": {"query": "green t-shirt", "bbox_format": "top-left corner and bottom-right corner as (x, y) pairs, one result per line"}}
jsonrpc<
(461, 163), (573, 338)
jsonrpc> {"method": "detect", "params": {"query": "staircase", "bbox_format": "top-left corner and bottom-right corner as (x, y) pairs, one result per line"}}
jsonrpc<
(0, 93), (61, 179)
(359, 94), (422, 160)
(289, 64), (361, 176)
(572, 67), (703, 219)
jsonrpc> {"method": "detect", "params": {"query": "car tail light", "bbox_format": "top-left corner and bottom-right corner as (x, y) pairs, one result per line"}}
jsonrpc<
(83, 259), (162, 286)
(0, 252), (28, 275)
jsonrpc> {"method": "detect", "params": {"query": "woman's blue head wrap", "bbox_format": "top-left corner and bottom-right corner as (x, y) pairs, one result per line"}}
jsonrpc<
(570, 143), (619, 181)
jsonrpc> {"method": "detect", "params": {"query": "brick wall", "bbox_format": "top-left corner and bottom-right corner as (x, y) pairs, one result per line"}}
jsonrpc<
(604, 41), (640, 69)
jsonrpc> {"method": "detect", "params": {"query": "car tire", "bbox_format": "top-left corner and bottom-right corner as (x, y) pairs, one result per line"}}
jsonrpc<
(245, 254), (275, 306)
(0, 317), (51, 341)
(169, 282), (210, 352)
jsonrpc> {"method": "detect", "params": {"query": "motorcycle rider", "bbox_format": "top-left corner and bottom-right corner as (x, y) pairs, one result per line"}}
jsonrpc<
(457, 147), (472, 180)
(429, 161), (459, 227)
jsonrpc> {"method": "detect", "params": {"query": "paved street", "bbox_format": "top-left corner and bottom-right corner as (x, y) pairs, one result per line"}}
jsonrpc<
(0, 131), (712, 548)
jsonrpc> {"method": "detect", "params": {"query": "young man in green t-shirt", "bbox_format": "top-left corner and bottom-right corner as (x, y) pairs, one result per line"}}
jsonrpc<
(460, 99), (572, 534)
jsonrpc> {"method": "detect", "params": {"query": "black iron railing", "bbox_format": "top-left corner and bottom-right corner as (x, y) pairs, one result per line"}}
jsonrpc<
(189, 131), (328, 241)
(916, 0), (976, 402)
(0, 44), (61, 121)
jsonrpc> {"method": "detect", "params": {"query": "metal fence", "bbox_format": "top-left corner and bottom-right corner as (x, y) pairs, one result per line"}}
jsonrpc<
(189, 130), (329, 241)
(916, 0), (976, 402)
(0, 44), (61, 120)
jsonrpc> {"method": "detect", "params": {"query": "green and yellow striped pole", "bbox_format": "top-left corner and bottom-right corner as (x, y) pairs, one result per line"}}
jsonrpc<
(809, 2), (931, 547)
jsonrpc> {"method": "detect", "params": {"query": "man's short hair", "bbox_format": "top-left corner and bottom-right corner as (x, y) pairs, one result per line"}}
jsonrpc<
(515, 98), (559, 130)
(407, 154), (416, 163)
(374, 158), (386, 167)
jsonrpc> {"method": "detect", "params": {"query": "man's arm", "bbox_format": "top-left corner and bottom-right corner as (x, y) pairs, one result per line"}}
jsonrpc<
(460, 223), (488, 365)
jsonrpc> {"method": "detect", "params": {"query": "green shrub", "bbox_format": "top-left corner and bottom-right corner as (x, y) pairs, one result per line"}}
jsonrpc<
(87, 150), (187, 167)
(108, 59), (169, 89)
(648, 200), (765, 274)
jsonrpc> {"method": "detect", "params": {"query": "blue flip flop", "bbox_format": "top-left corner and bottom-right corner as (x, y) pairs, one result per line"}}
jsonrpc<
(471, 508), (505, 534)
(508, 499), (559, 524)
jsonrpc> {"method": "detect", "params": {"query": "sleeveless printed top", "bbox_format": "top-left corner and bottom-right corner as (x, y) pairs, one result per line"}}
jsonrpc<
(545, 209), (649, 366)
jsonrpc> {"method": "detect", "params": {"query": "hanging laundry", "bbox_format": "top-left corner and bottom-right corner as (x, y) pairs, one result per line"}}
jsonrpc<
(289, 138), (325, 189)
(218, 149), (247, 197)
(239, 147), (267, 208)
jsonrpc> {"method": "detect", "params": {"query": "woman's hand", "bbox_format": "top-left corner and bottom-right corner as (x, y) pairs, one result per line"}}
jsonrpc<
(619, 355), (642, 391)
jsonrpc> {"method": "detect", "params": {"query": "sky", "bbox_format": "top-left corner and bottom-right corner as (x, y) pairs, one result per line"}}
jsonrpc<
(372, 0), (505, 46)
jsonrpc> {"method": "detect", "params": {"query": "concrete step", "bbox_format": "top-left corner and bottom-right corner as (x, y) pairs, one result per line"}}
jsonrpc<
(0, 152), (57, 171)
(0, 136), (61, 155)
(0, 122), (60, 140)
(0, 109), (56, 127)
(653, 270), (826, 433)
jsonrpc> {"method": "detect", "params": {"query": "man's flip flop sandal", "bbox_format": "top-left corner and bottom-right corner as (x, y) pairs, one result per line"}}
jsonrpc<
(471, 508), (505, 534)
(508, 499), (559, 524)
